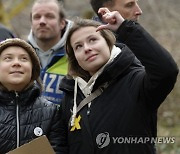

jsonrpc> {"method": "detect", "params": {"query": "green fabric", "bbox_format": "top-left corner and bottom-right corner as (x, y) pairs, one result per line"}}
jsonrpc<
(47, 56), (68, 75)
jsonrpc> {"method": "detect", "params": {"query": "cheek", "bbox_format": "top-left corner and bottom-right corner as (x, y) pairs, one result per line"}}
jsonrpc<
(74, 52), (84, 67)
(119, 9), (130, 18)
(101, 52), (110, 64)
(50, 20), (60, 28)
(74, 51), (81, 61)
(26, 64), (33, 76)
(0, 63), (8, 71)
(32, 21), (38, 27)
(28, 68), (33, 76)
(0, 65), (8, 80)
(32, 23), (38, 32)
(75, 54), (81, 63)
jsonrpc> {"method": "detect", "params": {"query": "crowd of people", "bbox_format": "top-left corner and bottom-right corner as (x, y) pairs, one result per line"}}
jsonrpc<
(0, 0), (178, 153)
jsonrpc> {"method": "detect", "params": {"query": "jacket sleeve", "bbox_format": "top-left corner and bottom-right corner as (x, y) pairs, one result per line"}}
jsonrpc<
(47, 104), (68, 154)
(49, 97), (70, 154)
(116, 20), (179, 109)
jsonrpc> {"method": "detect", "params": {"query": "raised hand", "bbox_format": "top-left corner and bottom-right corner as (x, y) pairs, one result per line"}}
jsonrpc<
(96, 7), (125, 32)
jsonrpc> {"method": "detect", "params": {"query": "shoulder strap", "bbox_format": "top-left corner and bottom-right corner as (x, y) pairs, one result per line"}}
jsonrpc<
(68, 82), (112, 128)
(68, 85), (104, 129)
(77, 82), (109, 113)
(76, 88), (102, 113)
(76, 82), (109, 113)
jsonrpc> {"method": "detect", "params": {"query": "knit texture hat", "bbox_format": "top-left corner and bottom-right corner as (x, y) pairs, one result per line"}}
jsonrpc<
(0, 38), (40, 81)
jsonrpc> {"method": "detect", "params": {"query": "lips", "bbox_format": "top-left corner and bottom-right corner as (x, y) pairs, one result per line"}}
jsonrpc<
(10, 71), (23, 74)
(86, 54), (97, 61)
(38, 27), (49, 31)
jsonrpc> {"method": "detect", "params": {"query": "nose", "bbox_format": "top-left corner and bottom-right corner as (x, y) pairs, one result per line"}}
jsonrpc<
(135, 4), (143, 16)
(39, 16), (46, 25)
(84, 43), (91, 53)
(12, 58), (21, 67)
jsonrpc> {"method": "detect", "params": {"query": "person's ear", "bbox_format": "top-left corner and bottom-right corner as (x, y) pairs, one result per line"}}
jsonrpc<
(60, 19), (66, 30)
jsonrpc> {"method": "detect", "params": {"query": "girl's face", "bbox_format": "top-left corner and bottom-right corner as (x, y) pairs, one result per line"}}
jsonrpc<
(70, 26), (111, 75)
(0, 46), (32, 91)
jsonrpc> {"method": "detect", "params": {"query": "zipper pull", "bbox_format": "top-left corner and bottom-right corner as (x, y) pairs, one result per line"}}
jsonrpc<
(87, 103), (91, 116)
(87, 108), (90, 115)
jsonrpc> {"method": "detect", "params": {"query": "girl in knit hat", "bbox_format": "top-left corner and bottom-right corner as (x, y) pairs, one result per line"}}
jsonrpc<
(0, 38), (61, 153)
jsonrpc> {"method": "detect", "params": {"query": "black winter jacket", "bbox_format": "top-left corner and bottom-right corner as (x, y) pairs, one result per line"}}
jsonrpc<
(59, 21), (178, 154)
(0, 85), (61, 153)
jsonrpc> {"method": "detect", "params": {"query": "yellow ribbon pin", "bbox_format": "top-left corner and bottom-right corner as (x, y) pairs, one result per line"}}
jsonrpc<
(70, 115), (81, 131)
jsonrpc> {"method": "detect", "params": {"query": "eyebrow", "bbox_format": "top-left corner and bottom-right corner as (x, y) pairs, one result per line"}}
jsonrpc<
(2, 53), (29, 57)
(73, 34), (98, 44)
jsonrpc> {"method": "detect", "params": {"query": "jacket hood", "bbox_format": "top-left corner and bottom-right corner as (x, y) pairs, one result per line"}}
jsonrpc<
(28, 19), (73, 51)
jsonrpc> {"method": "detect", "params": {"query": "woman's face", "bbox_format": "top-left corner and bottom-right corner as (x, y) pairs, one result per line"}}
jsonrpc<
(0, 46), (32, 91)
(70, 26), (111, 75)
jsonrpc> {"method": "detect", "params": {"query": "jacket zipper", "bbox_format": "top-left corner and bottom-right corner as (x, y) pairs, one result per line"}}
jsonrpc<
(15, 91), (20, 148)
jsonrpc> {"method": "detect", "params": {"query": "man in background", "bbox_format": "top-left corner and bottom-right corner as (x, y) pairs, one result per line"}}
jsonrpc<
(90, 0), (142, 22)
(90, 0), (143, 66)
(28, 0), (73, 104)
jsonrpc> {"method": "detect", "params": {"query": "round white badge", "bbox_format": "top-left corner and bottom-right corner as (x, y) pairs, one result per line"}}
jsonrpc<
(34, 127), (43, 136)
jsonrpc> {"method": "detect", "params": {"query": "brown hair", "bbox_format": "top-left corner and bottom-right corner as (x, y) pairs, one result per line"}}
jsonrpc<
(65, 18), (116, 81)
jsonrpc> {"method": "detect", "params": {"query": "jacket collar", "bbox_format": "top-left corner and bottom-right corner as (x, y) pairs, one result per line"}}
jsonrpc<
(0, 84), (40, 106)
